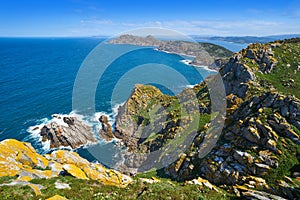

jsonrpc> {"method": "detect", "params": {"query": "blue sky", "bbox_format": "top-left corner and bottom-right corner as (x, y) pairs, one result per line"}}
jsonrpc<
(1, 0), (300, 36)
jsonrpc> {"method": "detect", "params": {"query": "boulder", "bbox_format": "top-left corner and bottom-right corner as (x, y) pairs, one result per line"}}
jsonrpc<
(233, 150), (254, 166)
(62, 164), (88, 180)
(241, 189), (287, 200)
(241, 126), (260, 144)
(187, 177), (220, 192)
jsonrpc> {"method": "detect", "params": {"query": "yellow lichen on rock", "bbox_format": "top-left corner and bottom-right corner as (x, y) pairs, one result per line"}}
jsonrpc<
(0, 162), (23, 177)
(83, 163), (132, 188)
(1, 139), (48, 168)
(0, 139), (46, 177)
(17, 168), (56, 181)
(46, 194), (68, 200)
(62, 164), (88, 180)
(0, 139), (132, 192)
(187, 177), (219, 192)
(28, 183), (42, 195)
(48, 150), (90, 168)
(49, 150), (132, 187)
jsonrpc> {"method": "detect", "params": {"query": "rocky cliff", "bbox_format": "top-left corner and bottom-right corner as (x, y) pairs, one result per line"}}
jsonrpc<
(108, 34), (233, 68)
(107, 38), (300, 199)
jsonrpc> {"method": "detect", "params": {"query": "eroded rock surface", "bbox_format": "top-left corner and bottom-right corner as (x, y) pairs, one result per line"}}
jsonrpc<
(98, 115), (114, 141)
(38, 115), (97, 149)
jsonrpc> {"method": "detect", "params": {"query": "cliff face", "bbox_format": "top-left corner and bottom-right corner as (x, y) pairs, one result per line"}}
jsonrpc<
(108, 34), (233, 68)
(110, 38), (300, 199)
(0, 139), (132, 195)
(109, 83), (212, 174)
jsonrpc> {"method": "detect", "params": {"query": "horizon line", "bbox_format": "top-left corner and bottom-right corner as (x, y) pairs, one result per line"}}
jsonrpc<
(0, 33), (300, 38)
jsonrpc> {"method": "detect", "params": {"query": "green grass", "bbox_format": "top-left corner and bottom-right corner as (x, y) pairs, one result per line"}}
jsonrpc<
(265, 137), (300, 185)
(201, 42), (233, 59)
(198, 113), (211, 130)
(0, 175), (233, 200)
(0, 176), (16, 184)
(239, 40), (300, 99)
(258, 42), (300, 99)
(291, 125), (300, 136)
(0, 185), (35, 200)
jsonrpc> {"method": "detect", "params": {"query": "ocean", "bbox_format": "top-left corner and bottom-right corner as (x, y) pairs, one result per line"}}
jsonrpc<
(0, 37), (246, 165)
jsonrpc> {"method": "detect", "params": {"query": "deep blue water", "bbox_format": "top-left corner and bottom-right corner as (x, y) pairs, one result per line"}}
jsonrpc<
(195, 39), (248, 52)
(0, 38), (101, 140)
(0, 37), (245, 165)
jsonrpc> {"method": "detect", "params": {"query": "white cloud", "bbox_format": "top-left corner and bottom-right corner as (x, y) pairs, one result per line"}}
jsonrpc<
(80, 19), (114, 25)
(71, 18), (300, 36)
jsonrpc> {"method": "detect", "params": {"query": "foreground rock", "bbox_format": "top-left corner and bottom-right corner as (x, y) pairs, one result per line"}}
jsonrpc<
(37, 115), (97, 149)
(233, 185), (288, 200)
(46, 195), (68, 200)
(0, 139), (132, 194)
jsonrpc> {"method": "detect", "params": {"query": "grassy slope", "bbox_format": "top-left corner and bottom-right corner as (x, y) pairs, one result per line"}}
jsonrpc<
(252, 39), (300, 99)
(263, 41), (300, 99)
(0, 176), (232, 200)
(200, 42), (233, 59)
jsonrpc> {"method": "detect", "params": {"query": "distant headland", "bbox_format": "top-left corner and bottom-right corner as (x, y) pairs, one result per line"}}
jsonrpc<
(108, 34), (233, 69)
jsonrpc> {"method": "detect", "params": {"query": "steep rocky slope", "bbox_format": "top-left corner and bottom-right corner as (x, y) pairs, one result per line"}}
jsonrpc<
(167, 38), (300, 199)
(106, 38), (300, 199)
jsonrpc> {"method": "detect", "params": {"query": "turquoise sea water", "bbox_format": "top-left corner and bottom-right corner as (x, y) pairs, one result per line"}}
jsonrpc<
(0, 37), (245, 164)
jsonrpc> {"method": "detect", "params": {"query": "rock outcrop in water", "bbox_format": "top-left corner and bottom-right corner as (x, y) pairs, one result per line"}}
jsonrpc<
(37, 115), (97, 149)
(98, 115), (114, 141)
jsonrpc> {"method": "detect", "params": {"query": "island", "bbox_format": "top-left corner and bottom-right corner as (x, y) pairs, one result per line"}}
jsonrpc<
(108, 34), (233, 69)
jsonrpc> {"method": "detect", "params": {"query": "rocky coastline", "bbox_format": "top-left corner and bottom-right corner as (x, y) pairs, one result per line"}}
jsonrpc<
(102, 38), (300, 199)
(108, 34), (233, 69)
(1, 38), (300, 199)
